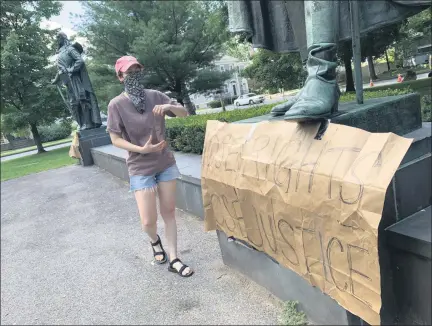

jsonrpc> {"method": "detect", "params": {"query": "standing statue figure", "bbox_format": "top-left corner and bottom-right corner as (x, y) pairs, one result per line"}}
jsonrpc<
(51, 32), (102, 130)
(228, 0), (430, 122)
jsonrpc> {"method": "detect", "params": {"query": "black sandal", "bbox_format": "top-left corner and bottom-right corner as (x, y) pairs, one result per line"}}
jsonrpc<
(151, 235), (168, 264)
(168, 258), (194, 277)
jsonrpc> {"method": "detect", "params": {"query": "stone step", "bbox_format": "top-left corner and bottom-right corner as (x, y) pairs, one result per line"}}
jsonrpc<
(91, 145), (204, 219)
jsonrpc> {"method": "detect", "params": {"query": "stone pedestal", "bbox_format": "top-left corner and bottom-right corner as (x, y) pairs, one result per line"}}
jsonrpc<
(78, 126), (112, 166)
(218, 93), (431, 325)
(237, 94), (422, 136)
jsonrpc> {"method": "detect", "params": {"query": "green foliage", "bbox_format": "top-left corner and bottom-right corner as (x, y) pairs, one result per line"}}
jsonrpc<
(404, 70), (417, 81)
(396, 8), (431, 60)
(208, 100), (223, 109)
(189, 69), (233, 95)
(340, 88), (413, 102)
(422, 95), (431, 122)
(0, 0), (64, 151)
(80, 1), (230, 114)
(165, 104), (273, 154)
(38, 120), (72, 143)
(207, 97), (238, 109)
(86, 61), (123, 113)
(362, 78), (431, 97)
(361, 23), (402, 61)
(242, 49), (306, 93)
(167, 88), (420, 154)
(223, 35), (252, 61)
(278, 301), (308, 326)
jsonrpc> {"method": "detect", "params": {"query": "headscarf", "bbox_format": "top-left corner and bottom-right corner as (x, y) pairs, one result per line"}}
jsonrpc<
(123, 70), (147, 113)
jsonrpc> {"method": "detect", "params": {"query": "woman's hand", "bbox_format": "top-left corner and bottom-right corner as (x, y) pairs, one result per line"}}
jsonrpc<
(139, 135), (166, 154)
(153, 104), (171, 116)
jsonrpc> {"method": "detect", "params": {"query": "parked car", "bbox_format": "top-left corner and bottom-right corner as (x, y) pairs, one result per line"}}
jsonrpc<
(234, 93), (265, 106)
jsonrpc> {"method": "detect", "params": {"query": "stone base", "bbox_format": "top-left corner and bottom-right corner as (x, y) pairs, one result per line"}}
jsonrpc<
(78, 126), (111, 166)
(386, 206), (431, 325)
(91, 146), (204, 219)
(237, 94), (422, 136)
(217, 230), (366, 325)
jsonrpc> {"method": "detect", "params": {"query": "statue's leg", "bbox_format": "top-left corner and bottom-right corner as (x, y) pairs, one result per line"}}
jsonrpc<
(69, 99), (82, 128)
(88, 92), (102, 128)
(284, 1), (340, 122)
(79, 101), (95, 130)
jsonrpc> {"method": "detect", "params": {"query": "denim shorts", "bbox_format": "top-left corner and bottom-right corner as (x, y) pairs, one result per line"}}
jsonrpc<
(129, 164), (180, 192)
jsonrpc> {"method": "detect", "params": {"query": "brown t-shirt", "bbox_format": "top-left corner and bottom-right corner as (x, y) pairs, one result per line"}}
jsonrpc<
(106, 90), (178, 176)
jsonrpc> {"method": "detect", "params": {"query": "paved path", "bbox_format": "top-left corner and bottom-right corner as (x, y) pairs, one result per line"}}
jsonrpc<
(1, 142), (72, 162)
(1, 166), (280, 325)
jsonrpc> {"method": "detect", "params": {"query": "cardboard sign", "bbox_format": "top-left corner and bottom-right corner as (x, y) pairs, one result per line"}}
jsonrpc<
(201, 120), (412, 325)
(69, 132), (81, 159)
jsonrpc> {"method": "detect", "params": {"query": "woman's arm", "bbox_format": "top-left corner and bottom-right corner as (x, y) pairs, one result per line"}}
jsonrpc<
(109, 132), (166, 154)
(166, 104), (188, 117)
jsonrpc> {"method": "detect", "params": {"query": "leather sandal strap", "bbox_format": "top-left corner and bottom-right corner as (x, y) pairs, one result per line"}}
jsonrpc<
(170, 258), (181, 267)
(150, 235), (161, 247)
(179, 265), (187, 276)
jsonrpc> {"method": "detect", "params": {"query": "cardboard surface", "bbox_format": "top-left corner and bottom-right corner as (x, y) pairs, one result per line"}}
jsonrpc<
(202, 120), (412, 325)
(69, 132), (81, 159)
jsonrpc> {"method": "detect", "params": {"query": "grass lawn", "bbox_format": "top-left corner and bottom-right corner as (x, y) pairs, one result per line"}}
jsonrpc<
(1, 147), (77, 182)
(0, 137), (72, 158)
(364, 77), (431, 97)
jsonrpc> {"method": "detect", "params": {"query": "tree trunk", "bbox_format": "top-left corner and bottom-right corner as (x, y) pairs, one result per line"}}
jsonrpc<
(385, 50), (391, 72)
(220, 94), (226, 112)
(343, 50), (355, 92)
(367, 55), (378, 80)
(29, 123), (46, 153)
(182, 92), (196, 115)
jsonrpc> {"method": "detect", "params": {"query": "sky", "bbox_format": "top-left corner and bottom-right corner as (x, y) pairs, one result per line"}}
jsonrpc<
(41, 1), (85, 41)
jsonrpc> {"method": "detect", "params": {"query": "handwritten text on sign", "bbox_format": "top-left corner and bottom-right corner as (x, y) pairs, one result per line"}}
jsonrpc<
(201, 120), (412, 325)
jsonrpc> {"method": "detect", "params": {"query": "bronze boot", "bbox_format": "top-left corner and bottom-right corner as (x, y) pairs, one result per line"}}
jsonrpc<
(284, 1), (340, 122)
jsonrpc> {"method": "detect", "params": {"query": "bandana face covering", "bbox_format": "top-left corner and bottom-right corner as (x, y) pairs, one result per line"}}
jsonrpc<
(123, 70), (146, 113)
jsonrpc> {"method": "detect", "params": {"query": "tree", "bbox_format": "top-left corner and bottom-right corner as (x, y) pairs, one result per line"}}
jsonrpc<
(78, 1), (230, 115)
(337, 23), (402, 90)
(361, 23), (402, 80)
(189, 68), (232, 111)
(0, 1), (65, 153)
(223, 35), (252, 62)
(337, 41), (356, 92)
(396, 8), (431, 65)
(242, 49), (306, 94)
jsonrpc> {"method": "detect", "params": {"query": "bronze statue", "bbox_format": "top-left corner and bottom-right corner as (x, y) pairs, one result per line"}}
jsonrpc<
(51, 32), (102, 130)
(228, 1), (430, 121)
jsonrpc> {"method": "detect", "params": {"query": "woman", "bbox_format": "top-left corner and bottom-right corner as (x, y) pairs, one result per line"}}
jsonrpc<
(107, 56), (193, 277)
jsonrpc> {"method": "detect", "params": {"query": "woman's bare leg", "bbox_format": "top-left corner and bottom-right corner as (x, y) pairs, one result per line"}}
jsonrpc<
(134, 188), (164, 262)
(158, 180), (192, 275)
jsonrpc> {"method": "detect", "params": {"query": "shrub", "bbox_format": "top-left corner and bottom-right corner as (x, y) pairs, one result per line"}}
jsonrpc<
(207, 97), (238, 109)
(404, 69), (417, 81)
(208, 100), (222, 109)
(166, 104), (274, 154)
(39, 120), (72, 143)
(166, 88), (417, 154)
(422, 95), (431, 122)
(340, 87), (413, 103)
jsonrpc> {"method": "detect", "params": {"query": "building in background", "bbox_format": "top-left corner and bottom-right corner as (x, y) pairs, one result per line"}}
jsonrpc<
(402, 36), (431, 67)
(191, 55), (251, 109)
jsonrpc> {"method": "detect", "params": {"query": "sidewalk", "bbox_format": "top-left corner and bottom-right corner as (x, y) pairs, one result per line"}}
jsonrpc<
(1, 165), (281, 325)
(1, 141), (72, 162)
